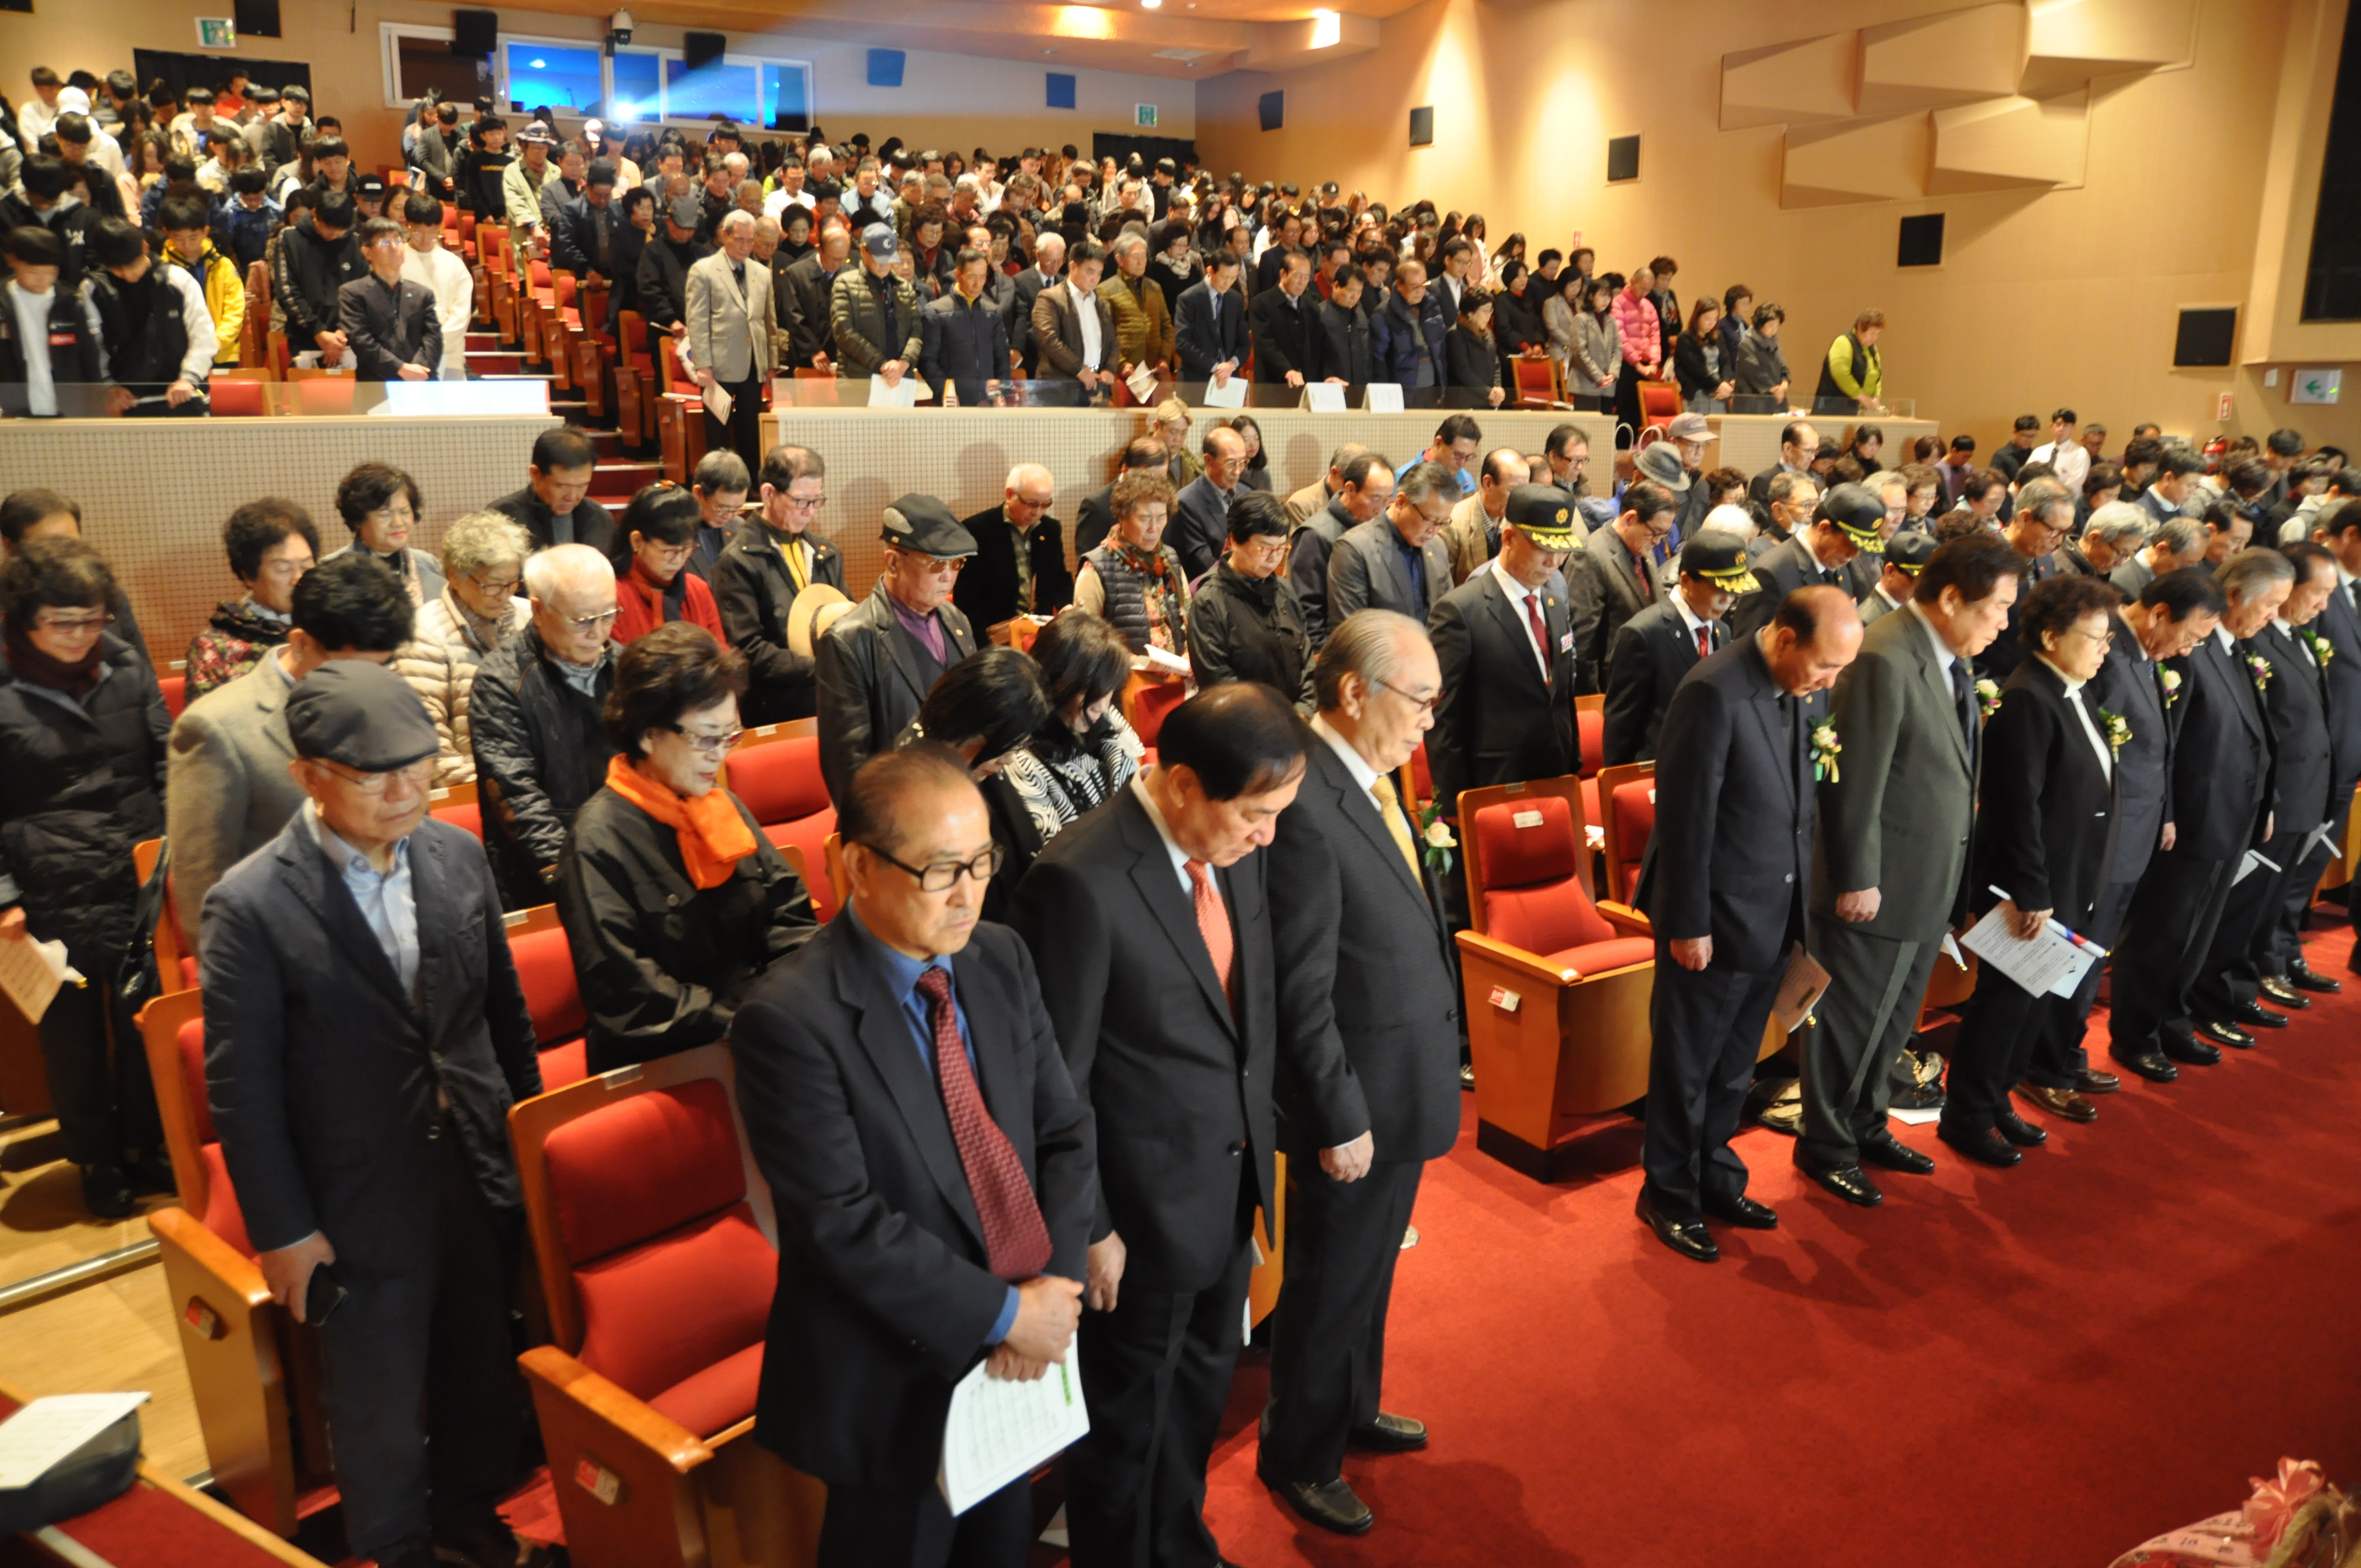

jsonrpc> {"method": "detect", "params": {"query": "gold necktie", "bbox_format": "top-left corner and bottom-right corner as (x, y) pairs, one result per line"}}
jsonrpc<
(1370, 774), (1423, 885)
(781, 535), (809, 592)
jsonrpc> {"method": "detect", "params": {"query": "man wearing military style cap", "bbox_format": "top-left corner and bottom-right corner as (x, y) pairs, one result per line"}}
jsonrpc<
(1602, 530), (1758, 765)
(1727, 481), (1882, 640)
(1428, 485), (1584, 843)
(200, 661), (548, 1568)
(1859, 528), (1936, 624)
(815, 494), (981, 802)
(1633, 584), (1863, 1260)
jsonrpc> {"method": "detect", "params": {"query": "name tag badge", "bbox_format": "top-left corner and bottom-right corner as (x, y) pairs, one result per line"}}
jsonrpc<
(1557, 631), (1574, 652)
(47, 332), (77, 347)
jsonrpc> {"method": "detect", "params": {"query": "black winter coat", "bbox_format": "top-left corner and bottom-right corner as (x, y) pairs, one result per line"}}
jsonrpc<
(1185, 560), (1315, 709)
(468, 628), (615, 910)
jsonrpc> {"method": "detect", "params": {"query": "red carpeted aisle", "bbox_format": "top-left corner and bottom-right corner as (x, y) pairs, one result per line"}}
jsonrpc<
(1194, 926), (2361, 1568)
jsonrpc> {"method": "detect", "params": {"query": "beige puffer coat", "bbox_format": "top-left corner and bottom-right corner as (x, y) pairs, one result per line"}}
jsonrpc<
(394, 588), (534, 786)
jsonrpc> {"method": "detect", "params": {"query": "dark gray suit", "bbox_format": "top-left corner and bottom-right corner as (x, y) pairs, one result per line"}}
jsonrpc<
(1564, 523), (1663, 696)
(1601, 598), (1722, 765)
(2199, 620), (2329, 999)
(1802, 604), (1978, 1170)
(1729, 533), (1849, 641)
(1328, 515), (1454, 625)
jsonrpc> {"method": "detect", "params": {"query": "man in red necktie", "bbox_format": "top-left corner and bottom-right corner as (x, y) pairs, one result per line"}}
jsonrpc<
(1601, 530), (1759, 765)
(730, 744), (1097, 1566)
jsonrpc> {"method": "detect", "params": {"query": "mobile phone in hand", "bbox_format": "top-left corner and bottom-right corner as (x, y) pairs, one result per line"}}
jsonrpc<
(304, 1264), (348, 1327)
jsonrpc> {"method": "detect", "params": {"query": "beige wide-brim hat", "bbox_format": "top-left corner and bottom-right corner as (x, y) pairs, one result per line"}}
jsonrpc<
(786, 584), (853, 659)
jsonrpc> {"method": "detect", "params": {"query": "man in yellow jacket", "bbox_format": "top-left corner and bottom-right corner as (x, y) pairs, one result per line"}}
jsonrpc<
(160, 197), (246, 369)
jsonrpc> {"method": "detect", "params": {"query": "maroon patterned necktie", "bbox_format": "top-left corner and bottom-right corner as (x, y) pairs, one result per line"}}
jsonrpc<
(1524, 592), (1552, 684)
(915, 968), (1052, 1281)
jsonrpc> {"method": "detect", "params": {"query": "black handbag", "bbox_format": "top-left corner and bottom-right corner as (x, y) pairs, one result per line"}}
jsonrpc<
(112, 839), (170, 1011)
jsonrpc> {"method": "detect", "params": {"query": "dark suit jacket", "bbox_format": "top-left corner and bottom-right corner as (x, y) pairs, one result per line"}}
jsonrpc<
(1602, 599), (1721, 765)
(1971, 658), (2119, 928)
(711, 519), (849, 726)
(1008, 788), (1279, 1294)
(2250, 620), (2335, 832)
(1169, 476), (1237, 582)
(2316, 575), (2361, 806)
(202, 815), (541, 1272)
(1728, 532), (1847, 641)
(1030, 281), (1117, 380)
(2087, 619), (2177, 886)
(337, 273), (441, 382)
(1007, 265), (1060, 374)
(1318, 298), (1375, 386)
(814, 582), (978, 805)
(2163, 630), (2276, 862)
(491, 485), (617, 556)
(1248, 286), (1320, 383)
(1634, 633), (1822, 975)
(1173, 279), (1247, 379)
(778, 253), (843, 371)
(731, 917), (1096, 1487)
(917, 290), (1010, 405)
(1427, 565), (1579, 817)
(1565, 523), (1661, 695)
(1328, 516), (1453, 624)
(1266, 739), (1459, 1163)
(953, 504), (1073, 625)
(1074, 482), (1118, 559)
(1287, 499), (1354, 651)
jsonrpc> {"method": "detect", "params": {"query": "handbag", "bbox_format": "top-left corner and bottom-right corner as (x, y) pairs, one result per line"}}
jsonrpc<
(112, 838), (170, 1011)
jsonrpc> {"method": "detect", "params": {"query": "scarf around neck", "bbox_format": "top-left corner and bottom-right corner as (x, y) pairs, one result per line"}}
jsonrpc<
(603, 753), (757, 890)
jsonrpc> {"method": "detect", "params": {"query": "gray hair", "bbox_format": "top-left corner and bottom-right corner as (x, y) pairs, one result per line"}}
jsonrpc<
(2216, 546), (2296, 605)
(1396, 459), (1454, 509)
(1035, 231), (1067, 260)
(438, 510), (533, 581)
(716, 209), (755, 238)
(1112, 232), (1147, 260)
(1767, 470), (1818, 508)
(2015, 478), (2074, 525)
(2084, 501), (2151, 550)
(524, 541), (614, 600)
(2153, 516), (2204, 558)
(1314, 609), (1424, 711)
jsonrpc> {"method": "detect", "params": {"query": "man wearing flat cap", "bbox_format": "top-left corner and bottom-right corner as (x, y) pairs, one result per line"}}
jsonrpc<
(1859, 529), (1936, 625)
(1602, 530), (1758, 766)
(202, 662), (546, 1568)
(815, 496), (980, 803)
(1727, 481), (1881, 640)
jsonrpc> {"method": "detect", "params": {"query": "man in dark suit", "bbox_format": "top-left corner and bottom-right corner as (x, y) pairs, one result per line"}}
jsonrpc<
(1601, 531), (1755, 766)
(1030, 239), (1117, 391)
(1427, 485), (1582, 821)
(338, 217), (442, 381)
(1565, 479), (1679, 695)
(2310, 508), (2361, 979)
(778, 221), (851, 374)
(1005, 230), (1064, 377)
(1249, 247), (1321, 387)
(714, 444), (848, 725)
(1290, 451), (1395, 655)
(1008, 685), (1319, 1568)
(1635, 586), (1861, 1260)
(1802, 533), (2021, 1206)
(1170, 424), (1247, 582)
(954, 463), (1071, 627)
(1173, 249), (1245, 383)
(203, 664), (543, 1568)
(815, 497), (980, 804)
(489, 425), (617, 554)
(2137, 449), (2205, 527)
(918, 247), (1011, 406)
(731, 745), (1096, 1566)
(1076, 437), (1169, 559)
(2265, 538), (2357, 995)
(1857, 529), (1935, 625)
(1259, 611), (1460, 1533)
(1744, 420), (1820, 511)
(1728, 482), (1878, 640)
(2110, 552), (2288, 1069)
(1936, 576), (2125, 1166)
(1328, 460), (1456, 625)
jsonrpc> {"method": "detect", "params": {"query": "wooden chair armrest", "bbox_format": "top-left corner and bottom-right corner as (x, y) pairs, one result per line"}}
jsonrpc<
(1596, 900), (1653, 937)
(1455, 930), (1577, 989)
(520, 1344), (712, 1475)
(149, 1206), (271, 1307)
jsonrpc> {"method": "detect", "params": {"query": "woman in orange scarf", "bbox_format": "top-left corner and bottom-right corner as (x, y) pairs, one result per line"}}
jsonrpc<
(553, 622), (818, 1071)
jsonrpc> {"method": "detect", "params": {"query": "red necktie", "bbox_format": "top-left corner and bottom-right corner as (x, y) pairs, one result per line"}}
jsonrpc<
(1696, 624), (1712, 658)
(1634, 555), (1655, 601)
(1524, 592), (1552, 684)
(915, 968), (1052, 1282)
(1187, 860), (1234, 1003)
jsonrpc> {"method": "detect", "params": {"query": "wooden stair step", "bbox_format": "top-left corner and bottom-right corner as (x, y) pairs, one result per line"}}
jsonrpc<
(465, 332), (502, 350)
(466, 351), (525, 374)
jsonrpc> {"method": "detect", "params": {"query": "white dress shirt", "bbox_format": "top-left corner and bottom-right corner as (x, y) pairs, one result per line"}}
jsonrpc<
(2036, 655), (2113, 777)
(1073, 285), (1104, 370)
(1489, 557), (1552, 672)
(1907, 600), (1960, 678)
(1129, 774), (1195, 894)
(2028, 441), (2091, 494)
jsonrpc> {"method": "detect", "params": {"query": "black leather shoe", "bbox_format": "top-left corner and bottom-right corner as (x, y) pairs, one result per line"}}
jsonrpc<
(1259, 1469), (1374, 1536)
(2072, 1066), (2121, 1095)
(1347, 1413), (1428, 1452)
(126, 1150), (177, 1196)
(79, 1164), (134, 1221)
(2109, 1046), (2179, 1084)
(1636, 1192), (1719, 1262)
(1938, 1125), (2023, 1167)
(2289, 960), (2343, 994)
(1889, 1080), (1947, 1113)
(2184, 1025), (2240, 1055)
(1702, 1192), (1779, 1229)
(1459, 1061), (1474, 1091)
(1995, 1109), (2048, 1147)
(2258, 977), (2310, 1009)
(1801, 1162), (1883, 1206)
(2228, 998), (2288, 1029)
(1859, 1133), (1936, 1174)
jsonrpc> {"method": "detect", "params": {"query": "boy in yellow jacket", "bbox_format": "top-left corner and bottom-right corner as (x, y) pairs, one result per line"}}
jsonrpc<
(160, 196), (246, 369)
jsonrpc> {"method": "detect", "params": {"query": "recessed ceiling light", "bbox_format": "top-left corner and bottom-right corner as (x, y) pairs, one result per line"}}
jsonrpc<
(1140, 0), (1161, 8)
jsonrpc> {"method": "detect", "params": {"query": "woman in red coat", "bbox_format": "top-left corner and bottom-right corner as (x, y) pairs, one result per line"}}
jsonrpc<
(611, 483), (725, 645)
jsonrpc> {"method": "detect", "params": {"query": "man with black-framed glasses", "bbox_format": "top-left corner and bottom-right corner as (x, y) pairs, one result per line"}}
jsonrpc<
(470, 544), (621, 910)
(715, 443), (847, 723)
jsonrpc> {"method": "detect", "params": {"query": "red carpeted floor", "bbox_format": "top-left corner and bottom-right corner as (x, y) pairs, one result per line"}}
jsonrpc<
(1190, 924), (2361, 1568)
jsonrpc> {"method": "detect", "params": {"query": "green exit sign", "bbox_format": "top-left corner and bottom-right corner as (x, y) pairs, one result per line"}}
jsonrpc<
(1135, 104), (1158, 128)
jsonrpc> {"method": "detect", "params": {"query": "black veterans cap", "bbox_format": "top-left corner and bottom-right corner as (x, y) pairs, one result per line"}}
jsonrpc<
(1678, 529), (1760, 594)
(1884, 528), (1937, 574)
(1819, 481), (1890, 551)
(881, 494), (977, 558)
(287, 662), (438, 771)
(1503, 483), (1579, 548)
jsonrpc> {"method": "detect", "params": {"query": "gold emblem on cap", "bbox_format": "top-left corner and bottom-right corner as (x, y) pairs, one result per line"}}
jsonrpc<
(1555, 508), (1569, 525)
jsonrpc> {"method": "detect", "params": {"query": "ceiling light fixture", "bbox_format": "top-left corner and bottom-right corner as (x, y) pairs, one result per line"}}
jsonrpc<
(1140, 0), (1162, 8)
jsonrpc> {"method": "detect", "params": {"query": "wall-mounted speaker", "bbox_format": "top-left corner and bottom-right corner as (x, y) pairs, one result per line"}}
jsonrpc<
(233, 0), (280, 38)
(683, 31), (727, 71)
(1408, 106), (1434, 146)
(2174, 307), (2238, 367)
(867, 48), (906, 88)
(1046, 72), (1075, 109)
(1897, 213), (1945, 267)
(1259, 90), (1284, 132)
(451, 8), (498, 57)
(1606, 134), (1639, 183)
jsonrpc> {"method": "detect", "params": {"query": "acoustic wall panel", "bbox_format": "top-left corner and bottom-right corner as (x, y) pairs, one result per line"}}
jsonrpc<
(1781, 113), (1932, 208)
(1928, 88), (2088, 193)
(1719, 32), (1860, 130)
(2020, 0), (2196, 99)
(1857, 4), (2026, 116)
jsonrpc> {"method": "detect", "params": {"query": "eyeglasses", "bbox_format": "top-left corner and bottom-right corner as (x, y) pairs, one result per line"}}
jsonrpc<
(469, 573), (521, 597)
(859, 840), (1007, 891)
(313, 757), (434, 795)
(780, 490), (826, 512)
(1370, 676), (1441, 715)
(2064, 626), (2115, 650)
(666, 723), (743, 755)
(32, 611), (112, 633)
(558, 608), (619, 631)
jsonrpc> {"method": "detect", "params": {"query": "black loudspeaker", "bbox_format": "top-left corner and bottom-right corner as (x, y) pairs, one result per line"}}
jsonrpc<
(683, 30), (728, 71)
(451, 8), (497, 56)
(233, 0), (280, 37)
(1408, 106), (1434, 146)
(1897, 213), (1945, 268)
(2174, 308), (2238, 367)
(1258, 90), (1284, 132)
(1606, 134), (1639, 182)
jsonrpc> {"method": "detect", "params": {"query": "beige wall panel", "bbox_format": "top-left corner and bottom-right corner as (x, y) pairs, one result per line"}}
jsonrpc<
(1720, 32), (1863, 130)
(1782, 113), (1933, 206)
(1858, 3), (2027, 115)
(2021, 0), (2198, 97)
(1928, 88), (2088, 192)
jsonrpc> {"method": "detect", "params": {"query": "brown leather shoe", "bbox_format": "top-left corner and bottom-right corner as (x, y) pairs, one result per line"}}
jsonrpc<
(2015, 1081), (2097, 1123)
(2072, 1066), (2120, 1095)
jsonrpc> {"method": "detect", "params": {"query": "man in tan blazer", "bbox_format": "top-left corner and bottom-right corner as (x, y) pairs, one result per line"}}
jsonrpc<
(1030, 238), (1118, 393)
(1438, 447), (1527, 587)
(686, 209), (778, 472)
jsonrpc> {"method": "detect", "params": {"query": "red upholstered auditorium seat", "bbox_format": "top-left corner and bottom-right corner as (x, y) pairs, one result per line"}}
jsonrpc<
(1595, 761), (1658, 906)
(1473, 795), (1653, 979)
(174, 1014), (256, 1258)
(1127, 675), (1187, 747)
(428, 781), (481, 840)
(1576, 700), (1606, 826)
(724, 735), (839, 921)
(506, 908), (589, 1090)
(158, 673), (187, 719)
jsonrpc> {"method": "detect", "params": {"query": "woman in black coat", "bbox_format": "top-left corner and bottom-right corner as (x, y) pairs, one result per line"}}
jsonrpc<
(1443, 288), (1506, 407)
(1673, 297), (1734, 413)
(1936, 576), (2124, 1166)
(1490, 259), (1548, 382)
(889, 646), (1051, 923)
(555, 622), (817, 1073)
(0, 538), (171, 1217)
(1184, 492), (1314, 709)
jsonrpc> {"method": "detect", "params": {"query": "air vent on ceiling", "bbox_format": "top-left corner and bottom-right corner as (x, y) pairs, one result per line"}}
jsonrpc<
(1152, 47), (1216, 61)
